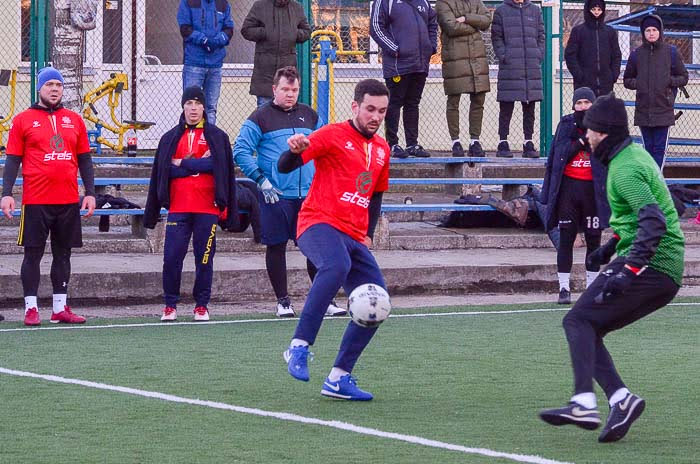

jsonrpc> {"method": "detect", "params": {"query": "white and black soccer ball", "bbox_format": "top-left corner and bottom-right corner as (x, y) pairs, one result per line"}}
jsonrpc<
(347, 283), (391, 328)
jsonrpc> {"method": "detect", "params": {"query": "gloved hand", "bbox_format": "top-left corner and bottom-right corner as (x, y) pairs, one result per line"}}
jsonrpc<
(257, 178), (282, 204)
(595, 266), (637, 303)
(586, 234), (620, 269)
(199, 37), (212, 53)
(209, 32), (229, 47)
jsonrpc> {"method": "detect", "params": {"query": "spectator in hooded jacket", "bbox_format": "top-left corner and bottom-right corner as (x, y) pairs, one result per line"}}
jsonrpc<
(241, 0), (311, 107)
(436, 0), (491, 157)
(623, 15), (688, 169)
(492, 0), (544, 159)
(565, 0), (621, 97)
(177, 0), (234, 125)
(370, 0), (438, 159)
(540, 87), (610, 305)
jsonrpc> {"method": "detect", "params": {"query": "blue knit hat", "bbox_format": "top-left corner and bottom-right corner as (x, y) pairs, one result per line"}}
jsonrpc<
(37, 67), (64, 91)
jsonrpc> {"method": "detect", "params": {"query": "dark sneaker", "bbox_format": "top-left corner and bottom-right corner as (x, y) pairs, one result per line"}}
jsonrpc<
(391, 144), (408, 159)
(558, 288), (571, 305)
(496, 141), (513, 158)
(523, 141), (539, 158)
(451, 141), (465, 157)
(468, 140), (485, 157)
(283, 345), (313, 381)
(598, 393), (645, 443)
(321, 374), (373, 401)
(406, 145), (431, 158)
(540, 402), (601, 430)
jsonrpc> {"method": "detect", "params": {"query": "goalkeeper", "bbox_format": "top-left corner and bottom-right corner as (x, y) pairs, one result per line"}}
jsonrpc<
(539, 92), (684, 443)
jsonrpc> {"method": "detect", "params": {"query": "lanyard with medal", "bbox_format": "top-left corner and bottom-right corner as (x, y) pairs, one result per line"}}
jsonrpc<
(48, 114), (65, 153)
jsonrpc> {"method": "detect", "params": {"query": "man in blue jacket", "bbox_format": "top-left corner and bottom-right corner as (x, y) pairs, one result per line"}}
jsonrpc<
(177, 0), (234, 125)
(234, 67), (346, 318)
(370, 0), (437, 159)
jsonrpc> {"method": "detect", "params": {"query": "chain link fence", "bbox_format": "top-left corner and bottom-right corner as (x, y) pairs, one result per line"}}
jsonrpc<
(3, 0), (698, 157)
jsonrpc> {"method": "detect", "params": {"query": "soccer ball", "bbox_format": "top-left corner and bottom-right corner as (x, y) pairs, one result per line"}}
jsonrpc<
(347, 283), (391, 328)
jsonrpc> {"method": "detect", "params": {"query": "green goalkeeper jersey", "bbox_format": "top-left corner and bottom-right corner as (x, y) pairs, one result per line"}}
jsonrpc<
(607, 141), (685, 285)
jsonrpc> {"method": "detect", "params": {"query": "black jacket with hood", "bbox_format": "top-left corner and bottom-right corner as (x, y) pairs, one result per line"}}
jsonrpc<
(564, 0), (621, 96)
(144, 114), (238, 230)
(623, 15), (689, 127)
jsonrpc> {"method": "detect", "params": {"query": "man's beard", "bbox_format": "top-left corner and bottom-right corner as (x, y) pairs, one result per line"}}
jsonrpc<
(39, 94), (61, 109)
(355, 119), (378, 138)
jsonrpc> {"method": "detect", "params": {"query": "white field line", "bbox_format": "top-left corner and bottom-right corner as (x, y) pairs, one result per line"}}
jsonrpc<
(0, 301), (697, 333)
(0, 366), (573, 464)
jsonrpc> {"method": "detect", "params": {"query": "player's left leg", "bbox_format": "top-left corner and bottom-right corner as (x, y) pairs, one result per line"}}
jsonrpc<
(49, 203), (85, 324)
(320, 242), (386, 401)
(191, 213), (218, 321)
(583, 229), (602, 288)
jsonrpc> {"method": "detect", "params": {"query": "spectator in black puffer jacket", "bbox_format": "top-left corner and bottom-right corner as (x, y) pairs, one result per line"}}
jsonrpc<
(492, 0), (545, 159)
(623, 15), (688, 169)
(564, 0), (621, 97)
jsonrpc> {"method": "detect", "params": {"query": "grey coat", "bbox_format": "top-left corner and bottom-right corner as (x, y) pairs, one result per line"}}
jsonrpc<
(491, 0), (545, 102)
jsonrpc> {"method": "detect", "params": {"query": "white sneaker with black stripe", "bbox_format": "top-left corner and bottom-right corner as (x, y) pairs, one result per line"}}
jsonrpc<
(325, 299), (347, 316)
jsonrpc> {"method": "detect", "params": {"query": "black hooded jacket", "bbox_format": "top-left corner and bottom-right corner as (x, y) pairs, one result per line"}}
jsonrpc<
(144, 114), (238, 230)
(623, 15), (689, 127)
(564, 0), (621, 96)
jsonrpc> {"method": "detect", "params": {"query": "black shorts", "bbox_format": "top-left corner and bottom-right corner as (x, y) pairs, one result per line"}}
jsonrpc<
(17, 203), (83, 248)
(556, 176), (602, 233)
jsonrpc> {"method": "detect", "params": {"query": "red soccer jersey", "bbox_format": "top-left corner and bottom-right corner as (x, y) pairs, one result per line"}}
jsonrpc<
(6, 107), (90, 204)
(169, 127), (219, 215)
(297, 121), (390, 242)
(563, 149), (593, 181)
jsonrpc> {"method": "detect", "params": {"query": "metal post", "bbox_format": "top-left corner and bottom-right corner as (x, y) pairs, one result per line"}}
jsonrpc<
(31, 0), (50, 102)
(297, 0), (312, 105)
(540, 5), (554, 157)
(316, 39), (333, 124)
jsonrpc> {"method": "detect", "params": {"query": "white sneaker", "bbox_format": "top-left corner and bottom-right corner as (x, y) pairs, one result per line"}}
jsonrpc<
(276, 297), (295, 318)
(193, 306), (209, 321)
(325, 300), (347, 316)
(161, 306), (177, 322)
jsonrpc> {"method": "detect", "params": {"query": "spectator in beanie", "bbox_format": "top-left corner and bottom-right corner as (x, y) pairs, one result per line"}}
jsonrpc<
(565, 0), (621, 97)
(623, 14), (688, 168)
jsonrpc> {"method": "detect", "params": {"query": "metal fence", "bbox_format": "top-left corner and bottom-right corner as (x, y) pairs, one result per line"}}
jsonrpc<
(5, 0), (699, 156)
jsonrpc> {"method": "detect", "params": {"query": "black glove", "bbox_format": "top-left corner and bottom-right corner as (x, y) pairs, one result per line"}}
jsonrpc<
(595, 266), (637, 303)
(586, 234), (620, 269)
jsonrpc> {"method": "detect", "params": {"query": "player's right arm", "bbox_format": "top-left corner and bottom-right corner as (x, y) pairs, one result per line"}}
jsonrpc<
(278, 130), (327, 173)
(2, 116), (25, 218)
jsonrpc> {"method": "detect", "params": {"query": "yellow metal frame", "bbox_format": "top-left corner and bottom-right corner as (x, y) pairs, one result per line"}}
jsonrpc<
(310, 30), (366, 124)
(82, 73), (153, 153)
(0, 70), (18, 150)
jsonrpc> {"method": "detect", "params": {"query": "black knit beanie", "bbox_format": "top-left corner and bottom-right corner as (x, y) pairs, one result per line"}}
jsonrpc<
(583, 92), (628, 134)
(641, 16), (662, 34)
(181, 86), (206, 107)
(572, 87), (596, 110)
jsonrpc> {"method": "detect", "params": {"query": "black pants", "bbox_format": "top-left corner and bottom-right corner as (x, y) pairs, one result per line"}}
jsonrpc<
(498, 101), (537, 140)
(562, 257), (679, 396)
(384, 73), (427, 147)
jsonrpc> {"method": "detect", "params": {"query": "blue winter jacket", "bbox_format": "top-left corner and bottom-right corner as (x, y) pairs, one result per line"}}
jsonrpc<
(233, 102), (322, 199)
(540, 113), (610, 232)
(370, 0), (438, 79)
(177, 0), (234, 68)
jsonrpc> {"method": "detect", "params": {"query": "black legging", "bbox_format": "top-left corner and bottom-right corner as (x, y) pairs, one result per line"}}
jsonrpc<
(21, 243), (72, 296)
(265, 242), (317, 300)
(557, 228), (602, 274)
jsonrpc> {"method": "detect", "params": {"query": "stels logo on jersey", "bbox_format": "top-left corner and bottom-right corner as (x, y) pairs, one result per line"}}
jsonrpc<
(43, 133), (73, 162)
(340, 171), (373, 209)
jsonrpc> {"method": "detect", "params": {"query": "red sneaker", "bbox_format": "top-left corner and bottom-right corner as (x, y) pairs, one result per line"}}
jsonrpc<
(161, 306), (177, 322)
(193, 306), (209, 321)
(24, 307), (41, 326)
(50, 306), (86, 324)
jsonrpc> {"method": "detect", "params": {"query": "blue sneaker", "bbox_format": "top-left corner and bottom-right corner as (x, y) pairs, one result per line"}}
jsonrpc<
(321, 374), (373, 401)
(283, 345), (312, 382)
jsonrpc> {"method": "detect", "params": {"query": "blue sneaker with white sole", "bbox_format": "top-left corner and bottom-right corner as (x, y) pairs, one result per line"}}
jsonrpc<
(283, 345), (312, 381)
(321, 374), (373, 401)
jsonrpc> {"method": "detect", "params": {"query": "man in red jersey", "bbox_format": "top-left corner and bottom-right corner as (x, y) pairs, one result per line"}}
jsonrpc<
(277, 79), (391, 401)
(144, 86), (237, 322)
(1, 67), (94, 326)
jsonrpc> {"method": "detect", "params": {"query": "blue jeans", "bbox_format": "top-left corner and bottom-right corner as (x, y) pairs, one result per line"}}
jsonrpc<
(256, 96), (272, 108)
(183, 66), (222, 125)
(163, 213), (218, 308)
(294, 223), (386, 373)
(640, 126), (670, 168)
